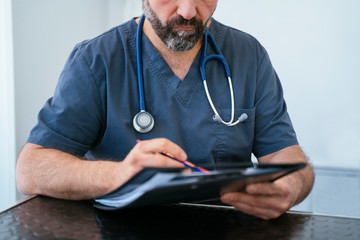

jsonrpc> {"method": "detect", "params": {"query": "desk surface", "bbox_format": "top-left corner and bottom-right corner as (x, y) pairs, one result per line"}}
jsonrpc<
(0, 196), (359, 240)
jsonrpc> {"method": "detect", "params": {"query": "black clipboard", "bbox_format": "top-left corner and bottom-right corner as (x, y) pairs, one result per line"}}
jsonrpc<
(94, 162), (306, 210)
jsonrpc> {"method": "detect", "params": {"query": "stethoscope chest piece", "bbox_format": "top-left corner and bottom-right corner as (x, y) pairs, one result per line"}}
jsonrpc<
(133, 111), (154, 133)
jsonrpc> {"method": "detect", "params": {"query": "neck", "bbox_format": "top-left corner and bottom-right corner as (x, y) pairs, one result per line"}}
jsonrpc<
(136, 17), (204, 80)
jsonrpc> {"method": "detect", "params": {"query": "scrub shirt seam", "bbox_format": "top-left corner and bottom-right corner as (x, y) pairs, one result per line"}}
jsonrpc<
(254, 47), (296, 158)
(75, 47), (106, 149)
(256, 51), (267, 75)
(127, 21), (174, 106)
(212, 19), (223, 47)
(75, 27), (120, 50)
(122, 21), (136, 50)
(174, 79), (201, 108)
(254, 48), (268, 144)
(140, 42), (175, 106)
(254, 140), (299, 158)
(255, 44), (269, 97)
(28, 136), (89, 157)
(211, 20), (254, 165)
(215, 122), (225, 166)
(124, 20), (167, 100)
(145, 53), (172, 95)
(77, 49), (104, 117)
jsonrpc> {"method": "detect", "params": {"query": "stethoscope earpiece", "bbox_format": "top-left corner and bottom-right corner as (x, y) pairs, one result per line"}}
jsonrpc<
(238, 113), (248, 122)
(133, 111), (154, 133)
(213, 113), (248, 126)
(213, 115), (222, 123)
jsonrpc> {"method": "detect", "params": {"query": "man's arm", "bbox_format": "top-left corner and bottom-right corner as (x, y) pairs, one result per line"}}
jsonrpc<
(221, 144), (314, 219)
(16, 139), (187, 200)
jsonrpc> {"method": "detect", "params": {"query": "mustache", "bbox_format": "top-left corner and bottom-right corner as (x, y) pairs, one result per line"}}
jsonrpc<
(168, 16), (203, 27)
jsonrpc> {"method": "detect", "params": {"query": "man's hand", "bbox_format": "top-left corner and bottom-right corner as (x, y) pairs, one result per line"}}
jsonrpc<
(122, 138), (187, 175)
(221, 177), (297, 220)
(16, 138), (187, 200)
(220, 145), (314, 220)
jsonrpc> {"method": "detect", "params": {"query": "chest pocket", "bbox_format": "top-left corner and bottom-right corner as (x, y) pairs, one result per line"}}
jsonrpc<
(212, 108), (255, 167)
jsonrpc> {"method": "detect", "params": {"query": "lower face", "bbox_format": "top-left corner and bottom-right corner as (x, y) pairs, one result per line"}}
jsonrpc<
(142, 0), (217, 52)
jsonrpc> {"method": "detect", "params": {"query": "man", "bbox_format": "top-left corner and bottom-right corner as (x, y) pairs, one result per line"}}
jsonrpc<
(16, 0), (314, 220)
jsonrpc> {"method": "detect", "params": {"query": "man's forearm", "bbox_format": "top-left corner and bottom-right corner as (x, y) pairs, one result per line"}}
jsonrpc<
(258, 144), (314, 204)
(288, 163), (314, 205)
(16, 139), (187, 200)
(16, 143), (135, 200)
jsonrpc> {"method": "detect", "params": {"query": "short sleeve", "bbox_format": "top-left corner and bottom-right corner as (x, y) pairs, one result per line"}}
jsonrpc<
(252, 50), (298, 157)
(27, 46), (104, 157)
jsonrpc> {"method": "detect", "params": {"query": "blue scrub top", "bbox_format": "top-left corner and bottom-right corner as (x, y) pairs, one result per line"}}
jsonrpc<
(28, 18), (298, 166)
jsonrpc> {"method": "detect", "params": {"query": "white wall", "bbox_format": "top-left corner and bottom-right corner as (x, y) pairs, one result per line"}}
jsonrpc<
(13, 0), (360, 170)
(0, 0), (16, 211)
(5, 0), (360, 208)
(9, 0), (142, 204)
(107, 0), (142, 26)
(11, 0), (143, 159)
(12, 0), (109, 156)
(213, 0), (360, 169)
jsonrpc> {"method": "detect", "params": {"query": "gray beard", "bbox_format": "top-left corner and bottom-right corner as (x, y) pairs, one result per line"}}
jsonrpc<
(142, 0), (206, 52)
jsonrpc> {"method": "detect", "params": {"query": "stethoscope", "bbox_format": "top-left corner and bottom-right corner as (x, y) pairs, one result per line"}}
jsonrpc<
(133, 15), (248, 133)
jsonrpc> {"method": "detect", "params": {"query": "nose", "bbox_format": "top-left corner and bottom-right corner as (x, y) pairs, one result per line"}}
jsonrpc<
(177, 0), (197, 20)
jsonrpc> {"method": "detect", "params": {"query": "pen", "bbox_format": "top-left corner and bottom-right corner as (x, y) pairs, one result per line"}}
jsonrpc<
(136, 140), (210, 174)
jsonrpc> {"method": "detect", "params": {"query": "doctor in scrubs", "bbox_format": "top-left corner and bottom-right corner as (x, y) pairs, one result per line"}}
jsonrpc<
(16, 0), (314, 220)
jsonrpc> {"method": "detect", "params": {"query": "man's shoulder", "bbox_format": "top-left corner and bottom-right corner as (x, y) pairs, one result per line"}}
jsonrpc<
(211, 19), (261, 47)
(74, 19), (137, 54)
(211, 19), (266, 58)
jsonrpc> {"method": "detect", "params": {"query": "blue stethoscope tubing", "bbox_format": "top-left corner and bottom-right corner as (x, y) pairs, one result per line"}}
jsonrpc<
(133, 15), (248, 133)
(200, 28), (248, 126)
(133, 15), (155, 133)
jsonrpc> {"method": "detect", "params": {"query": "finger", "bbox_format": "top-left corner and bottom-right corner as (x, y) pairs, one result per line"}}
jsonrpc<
(245, 182), (281, 195)
(224, 199), (284, 220)
(221, 193), (287, 219)
(246, 179), (291, 197)
(136, 138), (187, 161)
(128, 139), (188, 169)
(128, 148), (185, 169)
(144, 153), (186, 168)
(222, 192), (291, 213)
